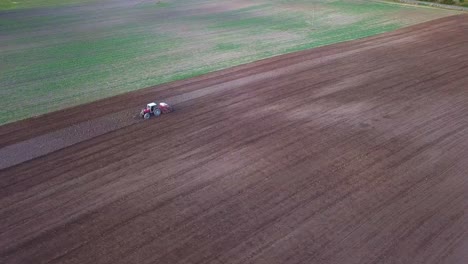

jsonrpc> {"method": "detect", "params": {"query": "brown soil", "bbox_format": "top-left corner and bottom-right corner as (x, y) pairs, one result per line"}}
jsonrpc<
(0, 14), (467, 264)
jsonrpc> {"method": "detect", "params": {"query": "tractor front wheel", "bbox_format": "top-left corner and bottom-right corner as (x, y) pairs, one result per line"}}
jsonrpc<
(143, 113), (150, 119)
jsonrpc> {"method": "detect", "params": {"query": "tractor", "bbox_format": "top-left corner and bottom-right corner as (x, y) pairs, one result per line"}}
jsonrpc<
(140, 102), (173, 119)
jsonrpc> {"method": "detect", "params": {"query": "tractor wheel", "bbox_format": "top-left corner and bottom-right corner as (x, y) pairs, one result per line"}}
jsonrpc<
(143, 113), (150, 119)
(153, 108), (161, 117)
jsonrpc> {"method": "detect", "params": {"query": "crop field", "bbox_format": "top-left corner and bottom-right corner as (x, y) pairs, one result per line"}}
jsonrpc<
(0, 0), (460, 124)
(1, 14), (467, 264)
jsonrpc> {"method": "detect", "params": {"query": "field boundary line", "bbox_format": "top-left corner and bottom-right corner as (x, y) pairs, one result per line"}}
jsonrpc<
(386, 0), (468, 11)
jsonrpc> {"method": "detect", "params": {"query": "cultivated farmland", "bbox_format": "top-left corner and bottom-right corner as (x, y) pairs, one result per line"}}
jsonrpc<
(0, 0), (460, 124)
(1, 14), (467, 264)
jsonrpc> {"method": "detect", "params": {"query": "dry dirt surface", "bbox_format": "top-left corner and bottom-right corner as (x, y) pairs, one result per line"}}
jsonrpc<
(1, 14), (468, 264)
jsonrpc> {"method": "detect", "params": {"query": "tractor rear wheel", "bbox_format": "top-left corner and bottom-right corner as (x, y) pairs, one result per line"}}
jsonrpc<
(143, 113), (150, 119)
(153, 108), (161, 117)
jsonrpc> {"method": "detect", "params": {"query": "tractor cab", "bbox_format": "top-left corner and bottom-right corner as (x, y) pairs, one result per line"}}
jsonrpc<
(147, 102), (157, 111)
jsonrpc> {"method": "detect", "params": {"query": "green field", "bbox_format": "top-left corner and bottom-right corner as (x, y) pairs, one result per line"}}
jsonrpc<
(0, 0), (460, 124)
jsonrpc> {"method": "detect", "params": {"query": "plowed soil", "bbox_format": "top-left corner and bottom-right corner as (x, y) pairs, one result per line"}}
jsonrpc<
(1, 14), (467, 264)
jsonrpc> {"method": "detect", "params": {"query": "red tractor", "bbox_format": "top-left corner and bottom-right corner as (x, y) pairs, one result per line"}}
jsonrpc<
(140, 102), (173, 119)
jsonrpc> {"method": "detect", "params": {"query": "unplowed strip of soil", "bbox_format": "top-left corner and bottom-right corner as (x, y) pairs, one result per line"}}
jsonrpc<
(1, 14), (467, 264)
